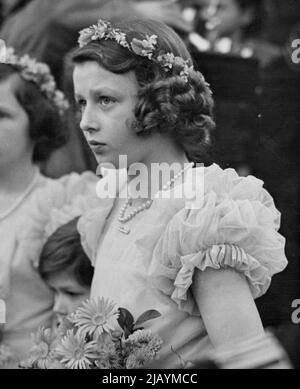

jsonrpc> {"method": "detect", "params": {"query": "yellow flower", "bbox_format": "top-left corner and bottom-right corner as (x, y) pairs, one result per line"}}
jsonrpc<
(72, 298), (119, 339)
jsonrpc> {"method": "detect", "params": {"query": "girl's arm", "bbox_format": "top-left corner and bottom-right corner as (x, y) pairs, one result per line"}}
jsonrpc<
(192, 267), (264, 348)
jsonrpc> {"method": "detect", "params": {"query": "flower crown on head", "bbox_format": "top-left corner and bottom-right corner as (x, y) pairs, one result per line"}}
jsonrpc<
(0, 40), (69, 116)
(78, 19), (195, 83)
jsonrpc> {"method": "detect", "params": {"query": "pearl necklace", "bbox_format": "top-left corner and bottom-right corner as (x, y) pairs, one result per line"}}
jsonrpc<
(118, 162), (194, 234)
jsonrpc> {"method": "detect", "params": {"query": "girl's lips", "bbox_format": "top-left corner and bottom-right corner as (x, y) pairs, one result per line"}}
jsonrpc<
(90, 144), (106, 153)
(88, 140), (106, 146)
(88, 141), (107, 153)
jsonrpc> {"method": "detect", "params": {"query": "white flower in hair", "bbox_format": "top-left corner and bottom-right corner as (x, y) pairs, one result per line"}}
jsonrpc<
(131, 35), (158, 59)
(0, 40), (69, 116)
(77, 19), (198, 83)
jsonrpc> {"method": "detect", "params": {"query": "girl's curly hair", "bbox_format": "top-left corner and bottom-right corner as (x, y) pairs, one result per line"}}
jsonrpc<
(0, 63), (68, 163)
(72, 19), (215, 163)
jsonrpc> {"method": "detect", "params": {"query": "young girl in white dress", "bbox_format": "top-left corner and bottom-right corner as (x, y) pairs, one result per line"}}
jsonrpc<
(72, 19), (288, 368)
(0, 43), (98, 364)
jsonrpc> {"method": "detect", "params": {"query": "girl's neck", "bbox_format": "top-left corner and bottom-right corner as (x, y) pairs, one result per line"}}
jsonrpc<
(127, 136), (189, 199)
(0, 159), (38, 195)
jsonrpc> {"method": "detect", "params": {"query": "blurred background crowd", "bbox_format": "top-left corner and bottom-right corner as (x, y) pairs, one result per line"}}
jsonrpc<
(0, 0), (299, 367)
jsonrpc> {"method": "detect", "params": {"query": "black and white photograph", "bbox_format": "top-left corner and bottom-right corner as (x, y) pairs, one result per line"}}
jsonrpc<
(0, 0), (299, 374)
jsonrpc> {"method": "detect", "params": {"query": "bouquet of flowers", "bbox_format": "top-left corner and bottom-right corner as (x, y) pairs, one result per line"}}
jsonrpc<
(20, 298), (163, 369)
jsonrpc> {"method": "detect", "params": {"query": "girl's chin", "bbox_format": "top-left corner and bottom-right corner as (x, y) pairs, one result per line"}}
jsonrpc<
(94, 156), (112, 166)
(96, 159), (119, 170)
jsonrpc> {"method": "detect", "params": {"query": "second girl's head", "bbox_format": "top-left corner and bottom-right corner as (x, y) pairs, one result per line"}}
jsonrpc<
(39, 217), (93, 325)
(0, 60), (68, 170)
(72, 19), (215, 168)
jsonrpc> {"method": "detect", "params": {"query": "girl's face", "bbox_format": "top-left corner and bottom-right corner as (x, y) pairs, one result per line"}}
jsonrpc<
(47, 272), (90, 326)
(73, 61), (151, 169)
(200, 0), (252, 38)
(0, 75), (33, 169)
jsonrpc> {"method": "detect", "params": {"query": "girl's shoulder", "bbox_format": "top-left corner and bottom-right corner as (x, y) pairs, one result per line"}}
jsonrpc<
(196, 163), (271, 202)
(147, 163), (287, 314)
(158, 163), (278, 220)
(38, 170), (98, 201)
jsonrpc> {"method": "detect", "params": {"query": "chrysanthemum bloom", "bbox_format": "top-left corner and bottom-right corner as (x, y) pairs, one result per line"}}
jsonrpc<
(21, 327), (57, 369)
(125, 330), (163, 356)
(71, 298), (119, 339)
(123, 330), (163, 368)
(56, 330), (96, 369)
(94, 334), (122, 369)
(125, 347), (154, 369)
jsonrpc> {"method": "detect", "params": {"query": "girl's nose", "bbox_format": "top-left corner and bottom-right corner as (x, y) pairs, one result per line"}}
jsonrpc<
(80, 104), (101, 133)
(53, 293), (68, 316)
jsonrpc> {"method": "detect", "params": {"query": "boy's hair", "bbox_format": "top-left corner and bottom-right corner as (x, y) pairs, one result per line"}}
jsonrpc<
(38, 217), (93, 287)
(0, 63), (68, 162)
(72, 19), (215, 163)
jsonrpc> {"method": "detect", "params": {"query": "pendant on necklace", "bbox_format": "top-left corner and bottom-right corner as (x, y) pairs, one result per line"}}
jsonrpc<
(118, 225), (130, 235)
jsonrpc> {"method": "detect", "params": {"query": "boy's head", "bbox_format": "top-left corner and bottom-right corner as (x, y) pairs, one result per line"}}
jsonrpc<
(39, 217), (93, 324)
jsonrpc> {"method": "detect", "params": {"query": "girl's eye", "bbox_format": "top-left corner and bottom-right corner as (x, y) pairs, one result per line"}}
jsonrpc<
(0, 111), (9, 118)
(54, 289), (80, 297)
(76, 99), (86, 112)
(66, 291), (80, 297)
(98, 96), (116, 106)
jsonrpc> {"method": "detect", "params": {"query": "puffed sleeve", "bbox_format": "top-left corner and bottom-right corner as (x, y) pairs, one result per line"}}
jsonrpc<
(148, 164), (288, 316)
(19, 171), (99, 268)
(77, 198), (115, 266)
(77, 168), (127, 266)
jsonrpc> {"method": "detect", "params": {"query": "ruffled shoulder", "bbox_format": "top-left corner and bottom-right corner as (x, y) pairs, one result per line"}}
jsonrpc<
(55, 171), (98, 203)
(77, 168), (129, 266)
(77, 198), (115, 267)
(44, 194), (101, 240)
(148, 164), (288, 315)
(19, 171), (99, 268)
